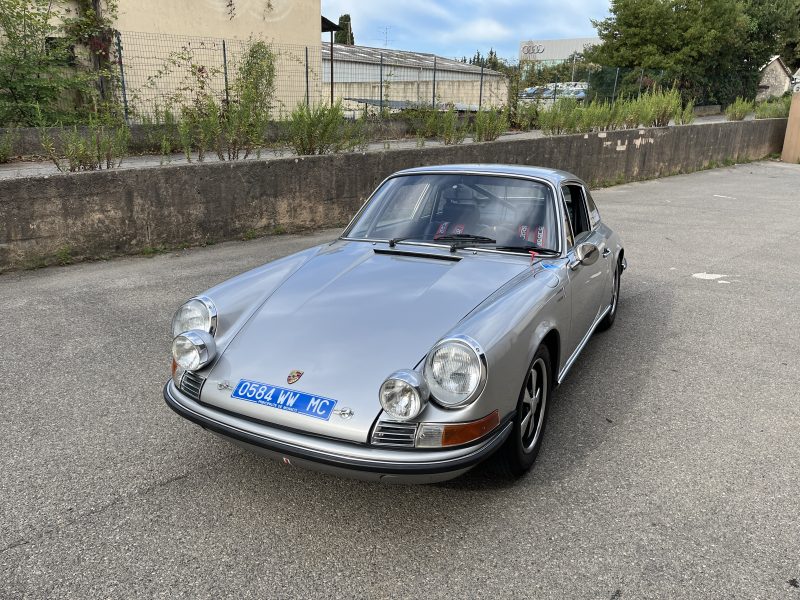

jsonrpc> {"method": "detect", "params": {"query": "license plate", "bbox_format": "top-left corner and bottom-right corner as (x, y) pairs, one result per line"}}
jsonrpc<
(231, 379), (338, 421)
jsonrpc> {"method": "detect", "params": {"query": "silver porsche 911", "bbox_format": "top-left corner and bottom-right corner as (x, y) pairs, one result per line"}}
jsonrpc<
(164, 164), (626, 483)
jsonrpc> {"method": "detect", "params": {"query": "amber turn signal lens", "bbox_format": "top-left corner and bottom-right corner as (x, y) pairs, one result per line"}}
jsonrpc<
(441, 410), (500, 447)
(171, 358), (178, 377)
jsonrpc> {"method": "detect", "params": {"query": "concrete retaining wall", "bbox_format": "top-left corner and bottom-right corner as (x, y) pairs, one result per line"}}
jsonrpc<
(0, 118), (787, 271)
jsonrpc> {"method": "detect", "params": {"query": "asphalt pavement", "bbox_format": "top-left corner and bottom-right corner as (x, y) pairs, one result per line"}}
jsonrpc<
(1, 160), (799, 599)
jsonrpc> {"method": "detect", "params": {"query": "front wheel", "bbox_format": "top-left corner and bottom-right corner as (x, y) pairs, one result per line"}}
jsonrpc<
(597, 259), (621, 331)
(496, 344), (552, 477)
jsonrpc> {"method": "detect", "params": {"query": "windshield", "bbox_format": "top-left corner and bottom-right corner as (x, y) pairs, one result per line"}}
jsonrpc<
(344, 174), (559, 252)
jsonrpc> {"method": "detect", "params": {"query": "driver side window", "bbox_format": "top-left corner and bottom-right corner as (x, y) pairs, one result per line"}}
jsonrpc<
(562, 184), (592, 245)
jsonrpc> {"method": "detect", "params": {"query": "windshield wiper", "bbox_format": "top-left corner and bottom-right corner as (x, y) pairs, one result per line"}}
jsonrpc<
(431, 234), (497, 252)
(491, 244), (561, 256)
(387, 236), (420, 247)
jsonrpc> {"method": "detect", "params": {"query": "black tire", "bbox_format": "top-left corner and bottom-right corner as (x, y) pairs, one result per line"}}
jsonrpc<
(496, 344), (552, 477)
(597, 259), (621, 332)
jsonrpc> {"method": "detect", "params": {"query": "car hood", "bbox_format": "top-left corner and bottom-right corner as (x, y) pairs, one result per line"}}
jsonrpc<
(201, 241), (528, 443)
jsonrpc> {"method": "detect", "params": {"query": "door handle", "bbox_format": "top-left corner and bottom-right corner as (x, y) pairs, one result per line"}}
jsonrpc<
(602, 248), (611, 258)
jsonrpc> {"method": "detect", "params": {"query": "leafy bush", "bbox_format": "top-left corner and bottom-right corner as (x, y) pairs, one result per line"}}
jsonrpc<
(647, 88), (682, 127)
(440, 106), (467, 145)
(755, 96), (791, 119)
(285, 101), (366, 155)
(540, 98), (580, 135)
(0, 0), (112, 126)
(399, 105), (440, 138)
(40, 108), (130, 172)
(472, 108), (508, 142)
(516, 101), (540, 131)
(725, 97), (753, 121)
(676, 100), (695, 125)
(0, 128), (16, 163)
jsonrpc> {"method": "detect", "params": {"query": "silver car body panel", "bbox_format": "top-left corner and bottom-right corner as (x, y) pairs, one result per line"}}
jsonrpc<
(166, 164), (624, 481)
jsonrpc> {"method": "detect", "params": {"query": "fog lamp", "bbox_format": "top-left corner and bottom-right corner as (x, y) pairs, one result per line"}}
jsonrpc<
(171, 330), (216, 371)
(379, 370), (429, 421)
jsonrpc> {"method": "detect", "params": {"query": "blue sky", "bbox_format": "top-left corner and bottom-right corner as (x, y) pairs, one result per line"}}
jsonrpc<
(321, 0), (610, 61)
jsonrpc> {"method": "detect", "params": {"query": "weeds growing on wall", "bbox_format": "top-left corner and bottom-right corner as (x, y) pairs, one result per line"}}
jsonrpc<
(755, 95), (791, 119)
(0, 128), (16, 163)
(725, 97), (753, 121)
(539, 88), (685, 135)
(472, 108), (508, 142)
(515, 101), (540, 131)
(440, 106), (467, 145)
(285, 101), (367, 155)
(39, 106), (130, 172)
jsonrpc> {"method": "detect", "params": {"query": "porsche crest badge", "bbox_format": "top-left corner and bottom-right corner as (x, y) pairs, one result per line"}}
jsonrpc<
(287, 370), (304, 385)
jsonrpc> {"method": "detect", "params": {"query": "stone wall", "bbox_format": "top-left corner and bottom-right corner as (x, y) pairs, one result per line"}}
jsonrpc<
(0, 118), (788, 271)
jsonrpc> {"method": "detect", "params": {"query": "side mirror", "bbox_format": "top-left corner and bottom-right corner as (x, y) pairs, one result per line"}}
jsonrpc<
(571, 242), (599, 269)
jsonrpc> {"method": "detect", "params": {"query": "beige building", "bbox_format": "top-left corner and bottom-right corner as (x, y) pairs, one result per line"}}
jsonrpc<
(102, 0), (325, 117)
(114, 0), (321, 47)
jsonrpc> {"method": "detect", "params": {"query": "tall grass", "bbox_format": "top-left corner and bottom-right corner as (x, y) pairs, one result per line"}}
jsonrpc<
(755, 95), (791, 119)
(472, 108), (508, 142)
(539, 88), (684, 135)
(285, 101), (366, 155)
(725, 97), (753, 121)
(0, 128), (16, 163)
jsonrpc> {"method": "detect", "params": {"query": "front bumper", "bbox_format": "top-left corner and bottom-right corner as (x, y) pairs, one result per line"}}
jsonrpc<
(163, 382), (512, 483)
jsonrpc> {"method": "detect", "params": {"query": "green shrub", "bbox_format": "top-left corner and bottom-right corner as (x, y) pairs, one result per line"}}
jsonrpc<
(648, 88), (681, 127)
(676, 100), (695, 125)
(725, 97), (753, 121)
(472, 108), (508, 142)
(40, 109), (130, 172)
(440, 106), (467, 145)
(399, 104), (440, 138)
(286, 101), (366, 155)
(516, 101), (540, 131)
(755, 96), (791, 119)
(540, 98), (579, 135)
(0, 128), (16, 163)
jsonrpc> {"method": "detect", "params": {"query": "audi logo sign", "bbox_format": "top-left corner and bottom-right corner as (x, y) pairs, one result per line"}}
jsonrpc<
(521, 44), (545, 55)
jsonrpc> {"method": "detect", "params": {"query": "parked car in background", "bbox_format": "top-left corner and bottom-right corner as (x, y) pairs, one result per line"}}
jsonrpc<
(164, 165), (626, 483)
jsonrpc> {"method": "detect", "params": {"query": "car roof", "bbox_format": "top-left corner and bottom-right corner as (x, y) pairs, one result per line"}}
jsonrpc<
(391, 164), (582, 186)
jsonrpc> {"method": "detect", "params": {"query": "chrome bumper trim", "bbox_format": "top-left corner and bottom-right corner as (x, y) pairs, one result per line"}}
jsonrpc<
(163, 382), (511, 476)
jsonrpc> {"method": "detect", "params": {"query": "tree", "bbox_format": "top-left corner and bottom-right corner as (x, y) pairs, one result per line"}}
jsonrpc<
(334, 14), (354, 45)
(0, 0), (101, 125)
(585, 0), (800, 105)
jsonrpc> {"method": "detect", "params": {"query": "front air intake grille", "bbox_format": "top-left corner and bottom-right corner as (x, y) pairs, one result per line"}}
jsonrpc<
(180, 371), (205, 402)
(371, 421), (418, 448)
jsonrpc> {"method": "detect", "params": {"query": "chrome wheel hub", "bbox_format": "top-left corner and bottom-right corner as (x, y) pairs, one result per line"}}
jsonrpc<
(520, 357), (547, 453)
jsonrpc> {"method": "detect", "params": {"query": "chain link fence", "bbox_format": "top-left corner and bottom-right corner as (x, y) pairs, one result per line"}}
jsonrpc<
(520, 59), (674, 105)
(115, 31), (509, 122)
(116, 31), (320, 120)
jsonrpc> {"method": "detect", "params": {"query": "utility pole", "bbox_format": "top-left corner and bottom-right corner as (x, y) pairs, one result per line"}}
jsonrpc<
(380, 26), (392, 48)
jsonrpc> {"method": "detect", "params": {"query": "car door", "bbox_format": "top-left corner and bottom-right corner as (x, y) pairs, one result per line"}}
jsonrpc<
(562, 182), (608, 357)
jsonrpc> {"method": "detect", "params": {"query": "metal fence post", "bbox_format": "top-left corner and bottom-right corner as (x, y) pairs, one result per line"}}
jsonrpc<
(432, 56), (437, 108)
(611, 67), (620, 103)
(222, 40), (230, 105)
(114, 31), (129, 123)
(478, 66), (484, 110)
(379, 53), (384, 115)
(305, 46), (310, 105)
(330, 32), (334, 105)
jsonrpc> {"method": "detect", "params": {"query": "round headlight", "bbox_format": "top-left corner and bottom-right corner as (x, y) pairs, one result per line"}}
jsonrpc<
(424, 337), (486, 408)
(171, 297), (217, 339)
(171, 330), (216, 371)
(379, 370), (428, 421)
